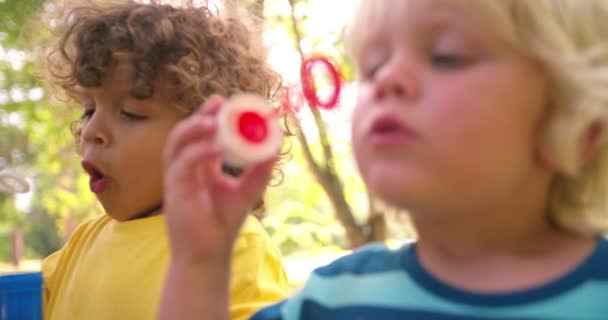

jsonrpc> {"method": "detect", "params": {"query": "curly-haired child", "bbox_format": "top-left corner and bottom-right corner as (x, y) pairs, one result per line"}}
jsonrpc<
(40, 1), (289, 320)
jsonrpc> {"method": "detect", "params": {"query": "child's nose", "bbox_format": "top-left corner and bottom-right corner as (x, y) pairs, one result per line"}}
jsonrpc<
(81, 114), (110, 146)
(375, 83), (406, 100)
(373, 56), (419, 102)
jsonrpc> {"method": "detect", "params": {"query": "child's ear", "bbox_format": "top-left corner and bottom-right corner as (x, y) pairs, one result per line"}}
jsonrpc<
(579, 121), (604, 166)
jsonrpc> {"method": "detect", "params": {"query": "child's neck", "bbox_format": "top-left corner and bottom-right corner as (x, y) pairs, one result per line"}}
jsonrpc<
(412, 172), (556, 257)
(413, 211), (596, 293)
(415, 209), (555, 257)
(125, 202), (164, 221)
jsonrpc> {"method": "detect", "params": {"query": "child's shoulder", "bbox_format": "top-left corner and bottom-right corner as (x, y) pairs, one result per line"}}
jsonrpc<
(233, 215), (273, 249)
(41, 215), (112, 286)
(314, 241), (410, 278)
(56, 214), (113, 246)
(232, 215), (283, 264)
(42, 215), (111, 259)
(238, 215), (267, 236)
(252, 243), (413, 320)
(586, 237), (608, 276)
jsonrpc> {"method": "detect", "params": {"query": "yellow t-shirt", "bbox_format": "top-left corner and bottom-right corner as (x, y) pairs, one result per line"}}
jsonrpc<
(42, 214), (288, 320)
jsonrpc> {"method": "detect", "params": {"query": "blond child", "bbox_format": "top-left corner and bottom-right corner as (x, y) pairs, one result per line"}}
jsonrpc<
(40, 1), (288, 319)
(160, 0), (608, 319)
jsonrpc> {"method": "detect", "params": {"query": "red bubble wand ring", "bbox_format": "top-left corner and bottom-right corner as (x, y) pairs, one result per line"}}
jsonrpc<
(300, 56), (342, 110)
(282, 55), (343, 114)
(218, 55), (343, 168)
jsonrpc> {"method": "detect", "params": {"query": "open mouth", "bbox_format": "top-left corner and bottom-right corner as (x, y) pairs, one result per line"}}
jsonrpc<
(369, 116), (415, 144)
(82, 161), (108, 194)
(372, 119), (403, 133)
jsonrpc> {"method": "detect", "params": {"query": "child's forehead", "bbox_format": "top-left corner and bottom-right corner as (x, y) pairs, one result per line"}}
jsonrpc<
(349, 0), (510, 58)
(351, 3), (468, 45)
(77, 62), (135, 99)
(360, 0), (491, 34)
(76, 61), (171, 104)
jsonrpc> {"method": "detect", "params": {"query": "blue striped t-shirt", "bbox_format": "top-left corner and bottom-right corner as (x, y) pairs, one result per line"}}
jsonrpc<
(251, 238), (608, 320)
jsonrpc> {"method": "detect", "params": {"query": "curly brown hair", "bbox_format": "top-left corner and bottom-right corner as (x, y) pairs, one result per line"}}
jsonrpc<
(47, 0), (281, 112)
(45, 0), (287, 215)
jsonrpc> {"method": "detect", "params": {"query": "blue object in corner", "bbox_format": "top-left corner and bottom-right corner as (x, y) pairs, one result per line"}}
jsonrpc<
(0, 272), (43, 320)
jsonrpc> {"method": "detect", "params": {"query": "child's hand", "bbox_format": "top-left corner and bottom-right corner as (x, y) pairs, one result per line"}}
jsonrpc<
(163, 95), (277, 265)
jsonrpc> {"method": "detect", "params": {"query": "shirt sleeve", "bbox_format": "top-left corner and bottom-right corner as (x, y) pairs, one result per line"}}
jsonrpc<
(41, 249), (62, 320)
(229, 216), (290, 320)
(40, 215), (105, 320)
(250, 288), (306, 320)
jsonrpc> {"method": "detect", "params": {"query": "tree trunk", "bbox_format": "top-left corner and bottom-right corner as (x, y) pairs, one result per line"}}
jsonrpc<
(10, 228), (23, 267)
(228, 0), (389, 249)
(285, 0), (386, 248)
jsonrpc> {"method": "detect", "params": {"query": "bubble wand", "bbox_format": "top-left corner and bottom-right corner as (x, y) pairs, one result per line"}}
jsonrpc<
(217, 55), (343, 168)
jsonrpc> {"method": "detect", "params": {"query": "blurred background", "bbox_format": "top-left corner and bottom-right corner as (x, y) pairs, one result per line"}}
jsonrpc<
(0, 0), (414, 286)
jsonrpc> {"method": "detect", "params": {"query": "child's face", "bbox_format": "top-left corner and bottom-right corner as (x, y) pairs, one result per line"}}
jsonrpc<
(78, 62), (184, 220)
(351, 0), (551, 215)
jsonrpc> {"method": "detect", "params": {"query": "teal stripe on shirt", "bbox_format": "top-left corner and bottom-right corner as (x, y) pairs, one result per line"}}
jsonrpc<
(251, 239), (608, 320)
(292, 270), (608, 318)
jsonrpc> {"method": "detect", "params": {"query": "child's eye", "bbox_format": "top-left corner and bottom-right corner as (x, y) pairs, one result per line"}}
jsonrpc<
(81, 108), (95, 119)
(363, 63), (383, 80)
(120, 110), (148, 121)
(431, 53), (469, 69)
(359, 49), (388, 81)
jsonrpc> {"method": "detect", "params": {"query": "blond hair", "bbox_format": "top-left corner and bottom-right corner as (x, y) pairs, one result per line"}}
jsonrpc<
(347, 0), (608, 236)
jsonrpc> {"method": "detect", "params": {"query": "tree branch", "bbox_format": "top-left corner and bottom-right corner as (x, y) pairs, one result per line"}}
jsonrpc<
(286, 0), (365, 247)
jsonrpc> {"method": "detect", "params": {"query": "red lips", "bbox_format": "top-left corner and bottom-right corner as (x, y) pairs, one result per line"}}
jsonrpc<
(82, 161), (108, 194)
(368, 116), (416, 145)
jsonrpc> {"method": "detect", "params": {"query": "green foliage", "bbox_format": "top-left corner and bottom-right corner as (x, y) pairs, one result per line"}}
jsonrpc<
(24, 209), (63, 259)
(0, 226), (11, 261)
(265, 136), (347, 255)
(1, 0), (99, 261)
(0, 0), (46, 49)
(0, 190), (17, 223)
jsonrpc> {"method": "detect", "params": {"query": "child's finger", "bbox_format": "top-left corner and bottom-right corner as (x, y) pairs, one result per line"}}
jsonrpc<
(197, 95), (224, 116)
(164, 95), (224, 163)
(166, 142), (222, 187)
(164, 116), (217, 165)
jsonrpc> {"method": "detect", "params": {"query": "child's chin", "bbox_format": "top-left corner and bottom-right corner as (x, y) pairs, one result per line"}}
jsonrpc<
(366, 174), (419, 207)
(367, 180), (398, 199)
(99, 203), (131, 221)
(375, 189), (408, 208)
